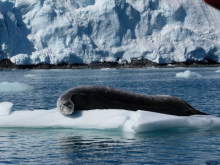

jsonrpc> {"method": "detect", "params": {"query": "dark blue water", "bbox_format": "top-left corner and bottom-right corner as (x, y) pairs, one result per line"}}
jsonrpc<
(1, 68), (220, 164)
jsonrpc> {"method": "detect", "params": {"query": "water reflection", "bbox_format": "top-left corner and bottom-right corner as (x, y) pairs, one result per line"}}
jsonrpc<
(57, 129), (220, 164)
(58, 132), (136, 164)
(58, 131), (178, 164)
(1, 128), (220, 164)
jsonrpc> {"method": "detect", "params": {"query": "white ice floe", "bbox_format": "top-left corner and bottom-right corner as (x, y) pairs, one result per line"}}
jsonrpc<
(0, 102), (219, 133)
(100, 68), (111, 70)
(0, 82), (34, 92)
(24, 74), (37, 78)
(176, 70), (203, 79)
(100, 68), (116, 70)
(0, 102), (13, 116)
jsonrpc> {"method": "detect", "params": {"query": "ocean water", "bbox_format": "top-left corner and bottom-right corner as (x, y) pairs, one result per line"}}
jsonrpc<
(1, 68), (220, 164)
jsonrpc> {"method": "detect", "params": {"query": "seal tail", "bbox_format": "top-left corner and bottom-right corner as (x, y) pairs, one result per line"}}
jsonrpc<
(184, 101), (209, 115)
(194, 110), (209, 115)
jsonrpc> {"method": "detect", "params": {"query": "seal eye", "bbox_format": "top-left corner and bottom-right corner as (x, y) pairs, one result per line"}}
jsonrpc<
(63, 102), (73, 108)
(64, 102), (72, 107)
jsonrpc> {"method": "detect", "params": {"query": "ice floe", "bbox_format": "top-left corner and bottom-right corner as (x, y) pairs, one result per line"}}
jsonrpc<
(0, 82), (34, 92)
(176, 70), (202, 79)
(0, 102), (219, 133)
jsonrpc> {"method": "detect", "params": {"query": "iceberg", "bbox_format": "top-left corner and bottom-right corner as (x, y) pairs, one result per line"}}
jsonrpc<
(0, 82), (34, 92)
(0, 0), (220, 65)
(24, 74), (38, 78)
(176, 70), (203, 78)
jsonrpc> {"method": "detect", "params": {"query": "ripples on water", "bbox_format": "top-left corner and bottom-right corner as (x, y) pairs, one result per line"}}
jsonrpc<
(1, 68), (220, 164)
(1, 129), (220, 164)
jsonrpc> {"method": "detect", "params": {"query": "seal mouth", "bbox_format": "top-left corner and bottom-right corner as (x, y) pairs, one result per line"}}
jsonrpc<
(63, 107), (74, 115)
(57, 99), (74, 115)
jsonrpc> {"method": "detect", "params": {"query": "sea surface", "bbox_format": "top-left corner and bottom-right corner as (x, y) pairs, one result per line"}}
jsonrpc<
(1, 67), (220, 164)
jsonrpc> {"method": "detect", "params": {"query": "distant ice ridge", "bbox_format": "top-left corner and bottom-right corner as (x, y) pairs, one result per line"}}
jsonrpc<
(0, 82), (34, 92)
(176, 70), (203, 78)
(1, 102), (220, 133)
(0, 0), (220, 65)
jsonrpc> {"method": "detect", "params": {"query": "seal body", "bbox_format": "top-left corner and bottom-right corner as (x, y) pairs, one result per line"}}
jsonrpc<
(57, 85), (208, 116)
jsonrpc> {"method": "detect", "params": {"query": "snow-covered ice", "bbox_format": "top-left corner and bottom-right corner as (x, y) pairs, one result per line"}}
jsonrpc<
(0, 102), (13, 116)
(0, 0), (220, 65)
(0, 102), (220, 133)
(176, 70), (203, 78)
(0, 82), (34, 92)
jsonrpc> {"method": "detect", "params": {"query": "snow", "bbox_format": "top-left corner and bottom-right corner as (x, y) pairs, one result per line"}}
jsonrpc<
(0, 102), (13, 116)
(176, 70), (203, 78)
(0, 0), (220, 65)
(0, 102), (220, 133)
(0, 82), (34, 92)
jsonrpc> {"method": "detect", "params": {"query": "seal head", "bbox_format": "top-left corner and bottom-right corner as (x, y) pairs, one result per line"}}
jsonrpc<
(57, 92), (74, 115)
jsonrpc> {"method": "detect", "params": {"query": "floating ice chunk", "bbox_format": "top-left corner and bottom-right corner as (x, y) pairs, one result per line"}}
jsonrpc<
(24, 74), (37, 78)
(101, 68), (111, 70)
(175, 70), (202, 78)
(0, 108), (219, 133)
(0, 102), (13, 116)
(132, 111), (220, 133)
(0, 109), (130, 130)
(0, 82), (34, 92)
(147, 66), (155, 69)
(101, 68), (116, 70)
(216, 70), (220, 73)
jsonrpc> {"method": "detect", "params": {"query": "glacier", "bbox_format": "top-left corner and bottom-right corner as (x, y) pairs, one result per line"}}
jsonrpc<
(0, 0), (220, 65)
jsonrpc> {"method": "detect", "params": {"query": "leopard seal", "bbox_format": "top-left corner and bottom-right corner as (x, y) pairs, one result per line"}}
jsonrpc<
(57, 85), (208, 116)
